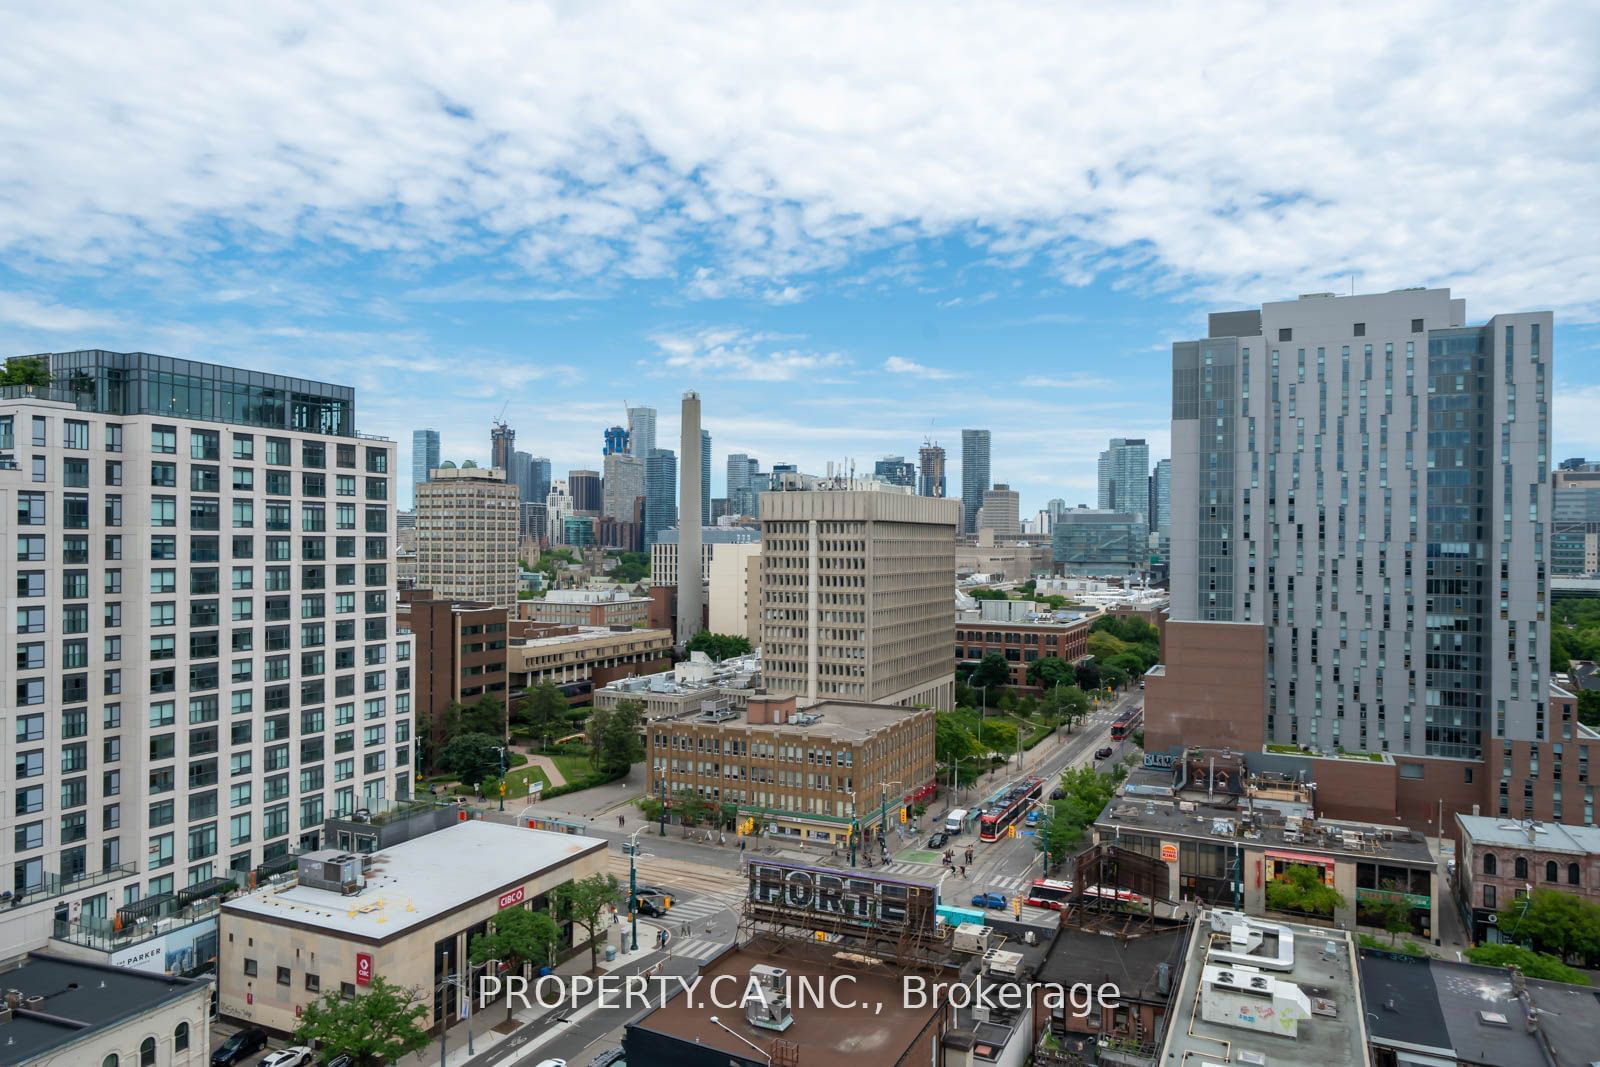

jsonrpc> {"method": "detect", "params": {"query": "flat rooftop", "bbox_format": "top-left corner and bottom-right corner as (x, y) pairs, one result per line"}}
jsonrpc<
(676, 700), (931, 741)
(1455, 813), (1600, 854)
(513, 625), (670, 648)
(1098, 795), (1437, 866)
(0, 953), (207, 1063)
(1162, 910), (1370, 1067)
(1358, 952), (1546, 1065)
(222, 821), (605, 940)
(628, 938), (943, 1065)
(1035, 916), (1189, 1003)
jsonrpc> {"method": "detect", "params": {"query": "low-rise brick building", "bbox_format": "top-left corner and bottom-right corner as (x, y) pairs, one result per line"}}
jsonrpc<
(646, 693), (936, 847)
(517, 588), (652, 628)
(1455, 813), (1600, 944)
(506, 623), (673, 704)
(954, 614), (1090, 687)
(400, 592), (509, 768)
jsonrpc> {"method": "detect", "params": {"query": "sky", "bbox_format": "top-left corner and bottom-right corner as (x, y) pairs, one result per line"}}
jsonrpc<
(1, 2), (1597, 513)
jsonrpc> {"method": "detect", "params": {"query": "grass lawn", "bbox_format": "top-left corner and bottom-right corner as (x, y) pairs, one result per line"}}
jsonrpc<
(549, 753), (595, 785)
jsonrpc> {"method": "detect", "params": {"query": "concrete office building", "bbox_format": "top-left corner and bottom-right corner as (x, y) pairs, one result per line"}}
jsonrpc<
(873, 455), (916, 488)
(649, 525), (761, 589)
(678, 393), (705, 645)
(759, 487), (959, 709)
(489, 421), (514, 471)
(519, 588), (651, 628)
(960, 428), (990, 534)
(643, 448), (676, 546)
(707, 541), (762, 642)
(415, 464), (519, 607)
(918, 440), (947, 498)
(1097, 436), (1150, 520)
(410, 428), (438, 502)
(567, 468), (601, 515)
(976, 483), (1021, 537)
(627, 405), (656, 459)
(0, 350), (413, 960)
(505, 624), (673, 702)
(1553, 459), (1600, 576)
(603, 450), (644, 522)
(1051, 508), (1148, 577)
(1147, 288), (1556, 834)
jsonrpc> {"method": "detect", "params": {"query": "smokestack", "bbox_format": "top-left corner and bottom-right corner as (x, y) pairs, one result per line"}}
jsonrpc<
(677, 391), (704, 647)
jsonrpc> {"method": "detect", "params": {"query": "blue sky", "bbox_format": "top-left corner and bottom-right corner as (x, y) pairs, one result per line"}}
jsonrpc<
(2, 2), (1597, 512)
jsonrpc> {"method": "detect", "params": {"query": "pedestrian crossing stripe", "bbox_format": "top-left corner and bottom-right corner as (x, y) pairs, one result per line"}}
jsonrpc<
(671, 939), (725, 961)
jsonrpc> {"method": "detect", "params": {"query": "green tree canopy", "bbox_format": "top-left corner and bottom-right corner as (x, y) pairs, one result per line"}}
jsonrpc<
(1501, 888), (1600, 961)
(968, 653), (1011, 695)
(1464, 942), (1592, 985)
(684, 631), (753, 661)
(1074, 661), (1101, 692)
(587, 699), (645, 776)
(1266, 864), (1345, 917)
(0, 357), (51, 388)
(1100, 663), (1130, 692)
(1040, 683), (1091, 731)
(1026, 656), (1077, 689)
(979, 718), (1018, 753)
(292, 976), (429, 1067)
(969, 588), (1009, 601)
(935, 714), (983, 765)
(610, 550), (651, 583)
(553, 873), (622, 970)
(468, 907), (560, 1017)
(514, 682), (572, 748)
(445, 694), (506, 738)
(1364, 886), (1415, 945)
(1035, 765), (1121, 870)
(437, 732), (504, 787)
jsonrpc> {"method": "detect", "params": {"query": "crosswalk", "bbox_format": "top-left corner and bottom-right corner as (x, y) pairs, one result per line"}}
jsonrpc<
(876, 861), (1032, 894)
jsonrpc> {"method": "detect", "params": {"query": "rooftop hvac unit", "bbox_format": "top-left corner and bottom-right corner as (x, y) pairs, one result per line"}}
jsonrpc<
(953, 924), (993, 954)
(982, 949), (1024, 978)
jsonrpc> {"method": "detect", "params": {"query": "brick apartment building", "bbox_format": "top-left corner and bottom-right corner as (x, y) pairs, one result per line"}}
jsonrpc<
(399, 591), (508, 768)
(955, 616), (1090, 687)
(1456, 813), (1600, 945)
(517, 588), (652, 628)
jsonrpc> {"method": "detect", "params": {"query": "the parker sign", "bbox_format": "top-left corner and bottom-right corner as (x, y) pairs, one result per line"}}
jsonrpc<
(747, 862), (935, 933)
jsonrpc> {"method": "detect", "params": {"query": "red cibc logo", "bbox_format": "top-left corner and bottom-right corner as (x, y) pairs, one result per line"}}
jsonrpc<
(355, 952), (373, 986)
(497, 886), (526, 910)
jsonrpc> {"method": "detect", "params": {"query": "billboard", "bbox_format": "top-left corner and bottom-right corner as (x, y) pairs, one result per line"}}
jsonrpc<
(110, 918), (218, 976)
(746, 862), (937, 935)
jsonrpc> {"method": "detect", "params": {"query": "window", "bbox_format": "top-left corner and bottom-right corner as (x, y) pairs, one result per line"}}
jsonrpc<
(243, 958), (258, 976)
(174, 1021), (189, 1052)
(17, 492), (46, 525)
(152, 496), (177, 527)
(1278, 327), (1292, 341)
(140, 1037), (156, 1067)
(16, 607), (45, 634)
(151, 461), (177, 486)
(1514, 856), (1528, 880)
(305, 972), (321, 992)
(191, 429), (220, 460)
(1353, 322), (1366, 337)
(1483, 852), (1496, 875)
(1546, 860), (1559, 882)
(1569, 863), (1581, 886)
(151, 426), (177, 453)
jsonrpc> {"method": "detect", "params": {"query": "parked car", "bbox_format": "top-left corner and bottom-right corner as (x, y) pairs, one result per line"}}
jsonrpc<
(927, 831), (949, 849)
(635, 895), (666, 917)
(211, 1027), (269, 1066)
(323, 1056), (354, 1067)
(590, 1049), (626, 1067)
(261, 1049), (314, 1067)
(1025, 809), (1042, 825)
(1095, 746), (1114, 760)
(970, 892), (1007, 910)
(533, 1059), (568, 1067)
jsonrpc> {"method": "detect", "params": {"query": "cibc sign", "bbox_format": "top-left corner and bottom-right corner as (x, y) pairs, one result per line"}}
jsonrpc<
(746, 861), (935, 934)
(497, 886), (527, 910)
(355, 952), (373, 987)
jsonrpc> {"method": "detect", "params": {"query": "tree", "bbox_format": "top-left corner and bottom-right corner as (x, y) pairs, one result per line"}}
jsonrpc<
(1266, 864), (1344, 917)
(979, 718), (1018, 753)
(553, 874), (622, 971)
(610, 550), (651, 583)
(515, 682), (571, 749)
(1464, 943), (1592, 985)
(469, 907), (561, 1018)
(0, 357), (50, 388)
(1074, 662), (1101, 692)
(1036, 765), (1121, 870)
(935, 714), (982, 765)
(1364, 884), (1415, 945)
(1041, 684), (1090, 732)
(1578, 690), (1600, 731)
(292, 976), (429, 1067)
(587, 700), (645, 777)
(1026, 656), (1076, 690)
(671, 787), (710, 829)
(1100, 664), (1130, 692)
(969, 653), (1010, 697)
(437, 732), (503, 788)
(683, 631), (753, 662)
(444, 694), (506, 739)
(1501, 888), (1600, 962)
(969, 588), (1009, 601)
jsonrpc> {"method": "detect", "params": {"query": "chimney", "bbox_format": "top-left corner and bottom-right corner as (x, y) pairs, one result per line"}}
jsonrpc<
(676, 391), (704, 648)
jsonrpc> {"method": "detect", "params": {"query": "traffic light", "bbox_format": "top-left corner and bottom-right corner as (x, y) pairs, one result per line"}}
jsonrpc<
(899, 808), (907, 824)
(499, 781), (506, 797)
(1012, 896), (1022, 917)
(1008, 825), (1016, 839)
(663, 896), (672, 909)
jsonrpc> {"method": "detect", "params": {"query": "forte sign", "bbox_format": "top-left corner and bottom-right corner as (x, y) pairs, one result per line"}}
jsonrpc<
(746, 861), (936, 934)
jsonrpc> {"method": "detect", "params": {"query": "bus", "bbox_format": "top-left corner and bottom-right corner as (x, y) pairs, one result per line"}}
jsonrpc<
(1110, 706), (1143, 741)
(978, 776), (1044, 842)
(1025, 878), (1075, 910)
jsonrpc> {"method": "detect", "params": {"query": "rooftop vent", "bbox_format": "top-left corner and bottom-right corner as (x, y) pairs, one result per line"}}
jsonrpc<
(1479, 1011), (1512, 1028)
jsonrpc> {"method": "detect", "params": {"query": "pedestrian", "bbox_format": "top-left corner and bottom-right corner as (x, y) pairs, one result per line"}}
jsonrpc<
(720, 833), (726, 847)
(618, 814), (625, 828)
(960, 864), (966, 878)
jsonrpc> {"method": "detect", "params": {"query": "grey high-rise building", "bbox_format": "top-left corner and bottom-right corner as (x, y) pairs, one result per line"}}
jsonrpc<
(960, 429), (991, 534)
(700, 428), (712, 527)
(1149, 459), (1172, 539)
(1162, 288), (1551, 787)
(510, 449), (536, 501)
(411, 428), (439, 503)
(490, 421), (515, 471)
(874, 455), (916, 488)
(726, 453), (761, 517)
(628, 406), (657, 459)
(1097, 437), (1150, 521)
(529, 456), (552, 504)
(977, 484), (1021, 537)
(603, 451), (645, 522)
(644, 448), (677, 546)
(918, 441), (947, 498)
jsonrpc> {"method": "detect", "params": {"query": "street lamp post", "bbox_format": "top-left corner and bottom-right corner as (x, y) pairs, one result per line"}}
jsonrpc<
(626, 827), (646, 953)
(657, 778), (666, 837)
(879, 780), (901, 863)
(846, 790), (858, 868)
(435, 973), (475, 1067)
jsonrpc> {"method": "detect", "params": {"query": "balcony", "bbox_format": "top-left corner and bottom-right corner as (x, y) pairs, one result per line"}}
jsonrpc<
(4, 862), (138, 911)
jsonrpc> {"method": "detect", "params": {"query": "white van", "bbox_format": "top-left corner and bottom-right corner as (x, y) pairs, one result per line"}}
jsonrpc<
(945, 808), (970, 834)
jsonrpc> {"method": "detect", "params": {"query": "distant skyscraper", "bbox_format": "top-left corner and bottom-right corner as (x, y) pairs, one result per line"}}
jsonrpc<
(874, 455), (916, 488)
(603, 452), (645, 521)
(960, 429), (991, 534)
(1097, 438), (1150, 521)
(510, 450), (535, 501)
(491, 421), (515, 471)
(628, 406), (657, 458)
(644, 448), (677, 546)
(411, 428), (439, 501)
(568, 469), (602, 514)
(700, 428), (712, 526)
(530, 457), (552, 504)
(1553, 461), (1600, 576)
(416, 466), (519, 606)
(918, 441), (947, 498)
(1150, 458), (1172, 544)
(977, 484), (1021, 537)
(603, 425), (629, 456)
(726, 453), (761, 516)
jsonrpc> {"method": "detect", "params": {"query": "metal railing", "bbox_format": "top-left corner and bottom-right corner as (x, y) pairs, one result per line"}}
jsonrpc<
(6, 863), (138, 910)
(53, 896), (220, 952)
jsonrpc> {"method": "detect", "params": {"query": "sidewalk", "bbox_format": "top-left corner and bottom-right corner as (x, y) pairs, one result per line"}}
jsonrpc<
(394, 919), (668, 1067)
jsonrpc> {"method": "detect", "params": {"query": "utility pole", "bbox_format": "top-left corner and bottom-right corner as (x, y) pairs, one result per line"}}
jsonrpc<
(657, 778), (666, 837)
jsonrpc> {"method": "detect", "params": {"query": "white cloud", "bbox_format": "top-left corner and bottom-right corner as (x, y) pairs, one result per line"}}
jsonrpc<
(1, 3), (1595, 317)
(883, 355), (959, 380)
(1022, 374), (1117, 389)
(0, 292), (120, 332)
(647, 326), (850, 382)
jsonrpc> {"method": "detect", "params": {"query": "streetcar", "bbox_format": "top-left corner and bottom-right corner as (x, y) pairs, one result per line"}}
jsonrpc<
(1110, 706), (1143, 741)
(977, 776), (1044, 842)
